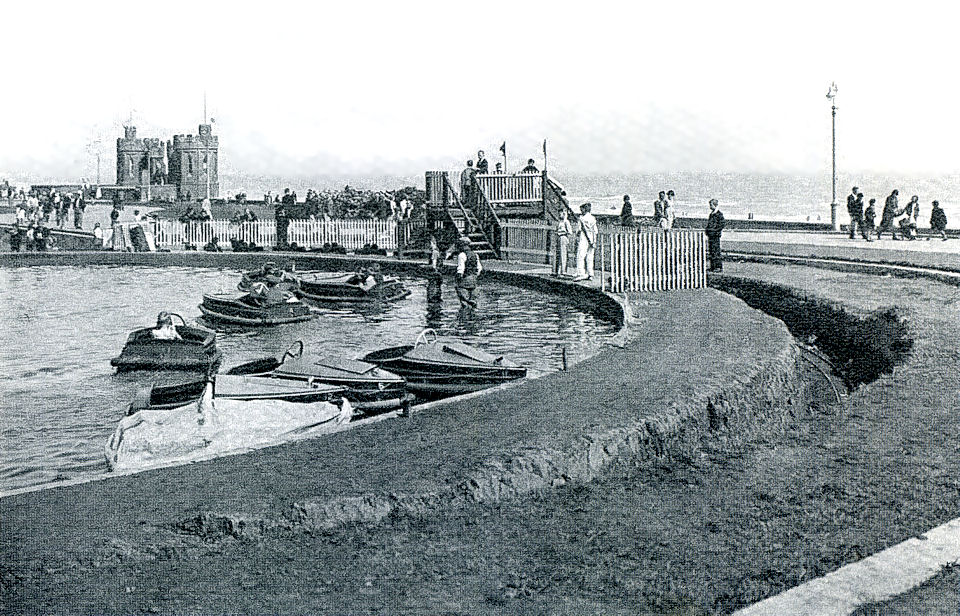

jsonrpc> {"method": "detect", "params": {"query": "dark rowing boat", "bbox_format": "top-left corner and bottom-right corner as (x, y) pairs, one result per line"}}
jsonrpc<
(225, 341), (411, 413)
(296, 271), (410, 303)
(110, 313), (222, 372)
(361, 329), (527, 397)
(198, 292), (313, 326)
(238, 263), (409, 304)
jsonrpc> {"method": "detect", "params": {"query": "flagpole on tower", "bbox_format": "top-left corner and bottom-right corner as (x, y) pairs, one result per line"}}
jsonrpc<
(542, 139), (548, 172)
(500, 141), (507, 173)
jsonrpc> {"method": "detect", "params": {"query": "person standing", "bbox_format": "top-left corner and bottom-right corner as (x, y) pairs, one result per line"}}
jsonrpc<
(660, 194), (675, 229)
(877, 189), (901, 240)
(928, 200), (947, 240)
(706, 198), (726, 272)
(521, 158), (539, 174)
(454, 237), (482, 309)
(846, 186), (863, 239)
(73, 192), (85, 229)
(460, 160), (477, 208)
(109, 202), (122, 250)
(619, 195), (634, 228)
(653, 191), (666, 226)
(476, 150), (489, 174)
(554, 207), (572, 276)
(275, 198), (289, 249)
(574, 202), (597, 281)
(863, 198), (877, 235)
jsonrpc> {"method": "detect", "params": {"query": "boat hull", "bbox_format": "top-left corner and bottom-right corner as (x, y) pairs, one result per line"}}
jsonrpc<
(110, 325), (222, 372)
(361, 344), (527, 397)
(226, 356), (411, 413)
(199, 294), (313, 326)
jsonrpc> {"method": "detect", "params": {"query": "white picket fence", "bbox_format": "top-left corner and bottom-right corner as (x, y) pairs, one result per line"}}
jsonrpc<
(607, 229), (707, 292)
(499, 220), (707, 292)
(150, 219), (409, 251)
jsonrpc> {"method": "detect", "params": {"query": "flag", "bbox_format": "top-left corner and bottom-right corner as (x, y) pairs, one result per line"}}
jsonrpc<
(542, 139), (547, 155)
(499, 141), (506, 155)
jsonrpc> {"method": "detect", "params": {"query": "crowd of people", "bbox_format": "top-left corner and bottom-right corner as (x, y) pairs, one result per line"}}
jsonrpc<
(5, 188), (90, 251)
(846, 186), (949, 241)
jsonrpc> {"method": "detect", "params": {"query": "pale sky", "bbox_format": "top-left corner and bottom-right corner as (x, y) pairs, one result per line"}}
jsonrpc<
(2, 1), (958, 183)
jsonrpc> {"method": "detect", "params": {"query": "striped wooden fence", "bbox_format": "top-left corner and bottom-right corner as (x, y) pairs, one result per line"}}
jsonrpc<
(287, 219), (397, 250)
(607, 229), (707, 292)
(499, 219), (707, 292)
(476, 173), (543, 204)
(151, 219), (408, 251)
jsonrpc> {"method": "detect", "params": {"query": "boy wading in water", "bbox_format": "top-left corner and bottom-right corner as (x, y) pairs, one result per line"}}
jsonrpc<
(454, 237), (481, 309)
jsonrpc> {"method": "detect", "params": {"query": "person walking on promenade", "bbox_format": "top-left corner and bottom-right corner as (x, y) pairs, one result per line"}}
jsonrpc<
(846, 187), (870, 240)
(653, 191), (666, 227)
(877, 189), (901, 240)
(554, 207), (572, 276)
(864, 198), (877, 235)
(454, 237), (482, 309)
(899, 195), (920, 240)
(476, 150), (489, 174)
(620, 195), (634, 228)
(930, 200), (948, 240)
(706, 198), (726, 272)
(460, 160), (477, 208)
(574, 202), (597, 281)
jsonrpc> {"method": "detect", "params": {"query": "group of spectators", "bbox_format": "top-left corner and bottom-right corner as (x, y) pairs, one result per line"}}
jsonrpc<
(847, 186), (949, 241)
(16, 189), (87, 230)
(6, 188), (91, 252)
(460, 150), (541, 208)
(618, 190), (680, 229)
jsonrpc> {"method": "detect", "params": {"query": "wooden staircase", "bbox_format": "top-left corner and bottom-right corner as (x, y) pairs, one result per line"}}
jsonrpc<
(442, 175), (499, 259)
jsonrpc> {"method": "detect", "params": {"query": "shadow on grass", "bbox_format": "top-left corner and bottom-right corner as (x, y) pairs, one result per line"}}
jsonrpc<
(711, 276), (913, 388)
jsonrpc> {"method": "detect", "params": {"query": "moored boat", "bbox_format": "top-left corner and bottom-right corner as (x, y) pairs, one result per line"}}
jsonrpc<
(361, 329), (527, 397)
(225, 341), (411, 413)
(199, 292), (313, 326)
(110, 313), (222, 372)
(127, 373), (347, 414)
(105, 381), (352, 472)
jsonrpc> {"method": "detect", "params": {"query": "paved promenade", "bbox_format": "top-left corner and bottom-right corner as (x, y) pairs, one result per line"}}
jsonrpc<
(723, 229), (960, 272)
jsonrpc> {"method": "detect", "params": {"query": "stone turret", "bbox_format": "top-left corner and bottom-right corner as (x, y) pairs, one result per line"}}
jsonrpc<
(167, 124), (219, 200)
(116, 126), (167, 187)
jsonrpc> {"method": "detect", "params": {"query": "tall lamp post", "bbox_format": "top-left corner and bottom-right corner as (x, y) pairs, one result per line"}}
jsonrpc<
(826, 82), (839, 230)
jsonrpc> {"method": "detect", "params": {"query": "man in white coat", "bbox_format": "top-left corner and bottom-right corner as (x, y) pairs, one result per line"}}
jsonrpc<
(574, 202), (597, 281)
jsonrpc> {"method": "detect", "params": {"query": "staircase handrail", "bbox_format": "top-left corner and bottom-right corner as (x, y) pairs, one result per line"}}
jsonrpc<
(441, 172), (500, 258)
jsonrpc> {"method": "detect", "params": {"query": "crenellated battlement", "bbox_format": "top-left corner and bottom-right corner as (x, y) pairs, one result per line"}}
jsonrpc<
(115, 122), (219, 199)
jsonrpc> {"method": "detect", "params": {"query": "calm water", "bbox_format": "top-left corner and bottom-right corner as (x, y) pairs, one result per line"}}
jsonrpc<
(0, 265), (619, 493)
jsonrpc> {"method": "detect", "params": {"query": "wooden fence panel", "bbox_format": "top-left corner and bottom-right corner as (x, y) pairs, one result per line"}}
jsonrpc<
(601, 229), (707, 293)
(151, 219), (401, 251)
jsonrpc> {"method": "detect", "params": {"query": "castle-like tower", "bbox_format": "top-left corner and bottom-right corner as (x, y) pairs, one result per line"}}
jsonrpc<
(116, 126), (166, 187)
(167, 124), (219, 200)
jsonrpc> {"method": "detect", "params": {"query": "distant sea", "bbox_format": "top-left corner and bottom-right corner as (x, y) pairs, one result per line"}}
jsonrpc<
(221, 171), (960, 225)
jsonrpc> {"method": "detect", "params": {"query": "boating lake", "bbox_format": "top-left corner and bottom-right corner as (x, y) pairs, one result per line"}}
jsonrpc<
(0, 265), (620, 493)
